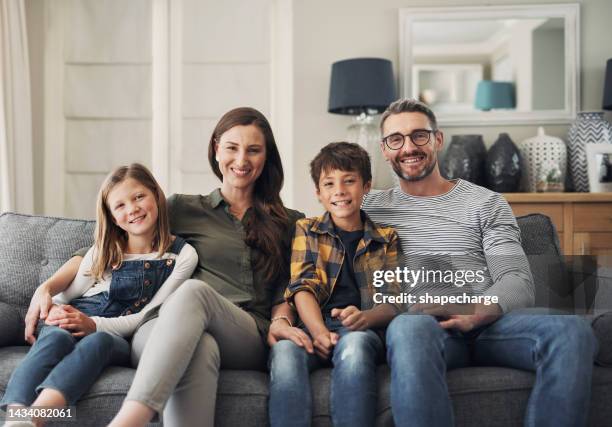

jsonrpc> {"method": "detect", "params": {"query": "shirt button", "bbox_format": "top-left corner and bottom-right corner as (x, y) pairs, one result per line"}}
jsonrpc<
(126, 310), (132, 315)
(144, 262), (151, 269)
(144, 279), (151, 286)
(166, 259), (173, 266)
(142, 297), (148, 303)
(134, 301), (141, 307)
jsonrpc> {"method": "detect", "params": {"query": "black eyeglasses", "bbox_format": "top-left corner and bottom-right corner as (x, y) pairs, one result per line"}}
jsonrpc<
(382, 129), (437, 150)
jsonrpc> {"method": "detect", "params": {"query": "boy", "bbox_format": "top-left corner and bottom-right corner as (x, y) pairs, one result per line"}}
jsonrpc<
(268, 142), (401, 427)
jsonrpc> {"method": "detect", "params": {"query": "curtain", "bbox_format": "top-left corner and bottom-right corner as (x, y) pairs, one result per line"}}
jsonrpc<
(0, 0), (33, 214)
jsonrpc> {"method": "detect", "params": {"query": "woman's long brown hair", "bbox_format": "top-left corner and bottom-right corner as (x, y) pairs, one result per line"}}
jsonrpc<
(208, 107), (289, 283)
(90, 163), (172, 280)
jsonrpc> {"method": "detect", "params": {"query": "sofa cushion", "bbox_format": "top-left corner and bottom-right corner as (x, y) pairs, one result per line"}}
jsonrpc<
(3, 349), (612, 426)
(0, 302), (22, 346)
(0, 212), (95, 314)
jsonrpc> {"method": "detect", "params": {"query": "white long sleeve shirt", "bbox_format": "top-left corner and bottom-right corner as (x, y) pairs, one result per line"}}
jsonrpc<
(52, 243), (198, 337)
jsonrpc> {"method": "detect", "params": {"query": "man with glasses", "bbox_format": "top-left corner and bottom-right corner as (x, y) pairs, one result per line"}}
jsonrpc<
(361, 98), (597, 427)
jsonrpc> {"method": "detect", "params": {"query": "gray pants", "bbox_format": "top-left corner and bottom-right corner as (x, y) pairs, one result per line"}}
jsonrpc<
(128, 279), (267, 427)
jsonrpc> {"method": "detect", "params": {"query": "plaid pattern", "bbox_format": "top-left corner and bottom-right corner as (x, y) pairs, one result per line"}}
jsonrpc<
(285, 211), (402, 312)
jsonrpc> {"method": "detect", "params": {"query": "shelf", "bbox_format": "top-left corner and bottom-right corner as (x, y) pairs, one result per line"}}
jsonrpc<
(503, 193), (612, 203)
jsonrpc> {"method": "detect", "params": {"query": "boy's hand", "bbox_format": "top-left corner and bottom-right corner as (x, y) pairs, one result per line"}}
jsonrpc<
(45, 305), (97, 337)
(331, 306), (371, 331)
(312, 329), (339, 359)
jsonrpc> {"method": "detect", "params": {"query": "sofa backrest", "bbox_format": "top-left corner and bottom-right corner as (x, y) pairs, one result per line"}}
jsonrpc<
(0, 211), (566, 315)
(0, 212), (95, 315)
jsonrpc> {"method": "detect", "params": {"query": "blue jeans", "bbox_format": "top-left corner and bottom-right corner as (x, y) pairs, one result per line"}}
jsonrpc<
(1, 325), (130, 408)
(385, 311), (598, 427)
(268, 319), (383, 427)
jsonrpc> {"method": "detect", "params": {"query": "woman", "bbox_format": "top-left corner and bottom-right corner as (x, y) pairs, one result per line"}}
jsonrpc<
(23, 107), (310, 427)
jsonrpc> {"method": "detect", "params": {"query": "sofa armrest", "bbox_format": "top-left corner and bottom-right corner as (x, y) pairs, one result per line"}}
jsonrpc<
(0, 301), (23, 346)
(590, 266), (612, 366)
(592, 312), (612, 366)
(562, 260), (612, 365)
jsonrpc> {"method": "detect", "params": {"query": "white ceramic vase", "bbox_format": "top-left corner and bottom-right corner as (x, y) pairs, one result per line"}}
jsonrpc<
(519, 127), (567, 192)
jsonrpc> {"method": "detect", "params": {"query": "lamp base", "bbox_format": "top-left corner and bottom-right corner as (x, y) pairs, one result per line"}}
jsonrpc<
(346, 113), (394, 189)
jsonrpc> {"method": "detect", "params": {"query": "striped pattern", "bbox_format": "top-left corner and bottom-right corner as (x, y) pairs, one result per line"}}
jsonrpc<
(362, 180), (535, 313)
(285, 211), (402, 312)
(568, 112), (612, 192)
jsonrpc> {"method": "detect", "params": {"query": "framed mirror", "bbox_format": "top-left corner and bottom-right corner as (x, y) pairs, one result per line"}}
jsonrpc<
(399, 4), (579, 126)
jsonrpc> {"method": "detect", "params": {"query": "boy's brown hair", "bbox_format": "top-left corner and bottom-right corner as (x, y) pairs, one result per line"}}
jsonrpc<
(310, 142), (372, 189)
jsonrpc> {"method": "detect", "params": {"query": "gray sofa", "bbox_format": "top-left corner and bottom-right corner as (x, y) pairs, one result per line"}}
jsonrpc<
(1, 211), (611, 427)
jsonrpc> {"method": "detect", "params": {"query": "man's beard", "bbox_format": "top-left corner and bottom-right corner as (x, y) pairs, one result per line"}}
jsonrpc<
(391, 154), (437, 182)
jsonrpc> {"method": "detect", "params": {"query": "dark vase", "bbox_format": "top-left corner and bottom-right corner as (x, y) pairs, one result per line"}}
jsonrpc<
(485, 133), (522, 192)
(441, 135), (486, 185)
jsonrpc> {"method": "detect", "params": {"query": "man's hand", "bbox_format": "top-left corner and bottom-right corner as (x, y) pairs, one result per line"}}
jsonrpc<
(267, 319), (314, 354)
(44, 305), (97, 337)
(312, 329), (339, 359)
(24, 285), (54, 344)
(411, 303), (502, 333)
(331, 305), (371, 331)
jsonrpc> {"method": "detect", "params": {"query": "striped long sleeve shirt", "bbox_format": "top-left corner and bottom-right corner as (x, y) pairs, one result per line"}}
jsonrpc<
(362, 179), (535, 313)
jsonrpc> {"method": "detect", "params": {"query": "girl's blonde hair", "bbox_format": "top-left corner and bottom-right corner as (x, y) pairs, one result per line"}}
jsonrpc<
(90, 163), (172, 280)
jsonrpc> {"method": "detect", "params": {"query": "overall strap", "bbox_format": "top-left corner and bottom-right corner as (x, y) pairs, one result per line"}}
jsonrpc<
(168, 235), (187, 255)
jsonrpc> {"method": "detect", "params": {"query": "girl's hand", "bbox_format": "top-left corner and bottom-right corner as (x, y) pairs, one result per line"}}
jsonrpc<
(331, 305), (371, 331)
(46, 305), (97, 337)
(24, 285), (53, 344)
(45, 304), (68, 324)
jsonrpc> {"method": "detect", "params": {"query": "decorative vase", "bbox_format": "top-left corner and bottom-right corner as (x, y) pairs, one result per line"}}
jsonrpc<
(568, 112), (612, 192)
(520, 127), (567, 192)
(441, 135), (486, 186)
(485, 133), (521, 192)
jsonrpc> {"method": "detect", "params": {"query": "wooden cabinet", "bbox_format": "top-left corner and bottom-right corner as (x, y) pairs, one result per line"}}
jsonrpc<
(504, 193), (612, 257)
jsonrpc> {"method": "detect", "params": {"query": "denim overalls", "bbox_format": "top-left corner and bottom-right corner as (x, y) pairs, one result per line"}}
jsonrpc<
(69, 236), (187, 318)
(0, 236), (187, 409)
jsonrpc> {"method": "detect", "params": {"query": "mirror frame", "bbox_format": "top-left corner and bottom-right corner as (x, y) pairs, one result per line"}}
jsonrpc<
(398, 4), (580, 126)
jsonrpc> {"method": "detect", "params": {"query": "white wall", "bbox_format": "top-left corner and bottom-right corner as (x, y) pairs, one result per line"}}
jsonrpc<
(24, 0), (612, 218)
(292, 0), (612, 217)
(25, 0), (44, 214)
(27, 0), (275, 219)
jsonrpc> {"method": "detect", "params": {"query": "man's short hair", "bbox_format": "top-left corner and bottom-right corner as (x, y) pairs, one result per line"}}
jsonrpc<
(310, 142), (372, 188)
(380, 98), (438, 132)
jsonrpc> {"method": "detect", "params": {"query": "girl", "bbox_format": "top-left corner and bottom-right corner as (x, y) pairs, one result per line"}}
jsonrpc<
(1, 163), (197, 427)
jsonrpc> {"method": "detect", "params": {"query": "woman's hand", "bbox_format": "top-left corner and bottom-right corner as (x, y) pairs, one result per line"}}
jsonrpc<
(45, 305), (97, 337)
(24, 284), (53, 344)
(268, 319), (314, 354)
(331, 305), (371, 331)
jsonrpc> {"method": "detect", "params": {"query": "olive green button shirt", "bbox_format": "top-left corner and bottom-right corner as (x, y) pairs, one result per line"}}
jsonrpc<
(166, 190), (304, 340)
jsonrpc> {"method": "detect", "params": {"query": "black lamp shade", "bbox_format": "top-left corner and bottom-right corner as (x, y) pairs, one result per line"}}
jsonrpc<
(604, 58), (612, 110)
(328, 58), (396, 115)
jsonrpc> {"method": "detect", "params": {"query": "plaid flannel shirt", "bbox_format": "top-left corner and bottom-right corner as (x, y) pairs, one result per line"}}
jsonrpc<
(285, 210), (402, 312)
